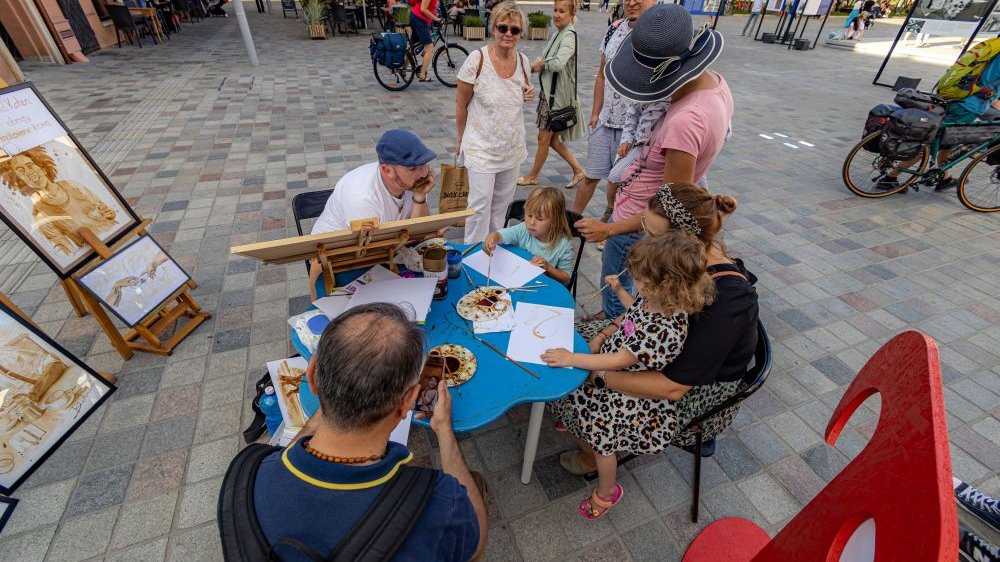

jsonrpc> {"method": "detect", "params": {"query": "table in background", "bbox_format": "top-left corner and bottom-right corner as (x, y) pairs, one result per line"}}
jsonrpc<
(291, 244), (589, 484)
(129, 7), (167, 42)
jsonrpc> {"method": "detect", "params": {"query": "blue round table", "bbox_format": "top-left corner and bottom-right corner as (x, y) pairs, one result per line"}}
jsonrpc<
(291, 244), (588, 484)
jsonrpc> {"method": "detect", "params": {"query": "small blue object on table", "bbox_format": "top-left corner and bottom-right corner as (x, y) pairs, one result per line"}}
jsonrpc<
(291, 243), (588, 484)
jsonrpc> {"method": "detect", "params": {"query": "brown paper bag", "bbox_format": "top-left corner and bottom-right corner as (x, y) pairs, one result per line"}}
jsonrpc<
(438, 158), (469, 227)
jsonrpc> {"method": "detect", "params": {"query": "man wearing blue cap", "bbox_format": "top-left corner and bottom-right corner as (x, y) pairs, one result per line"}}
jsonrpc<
(312, 129), (439, 234)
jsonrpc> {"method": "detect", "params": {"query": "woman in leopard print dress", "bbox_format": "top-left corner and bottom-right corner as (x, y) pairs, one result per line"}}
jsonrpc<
(542, 232), (715, 520)
(550, 183), (760, 520)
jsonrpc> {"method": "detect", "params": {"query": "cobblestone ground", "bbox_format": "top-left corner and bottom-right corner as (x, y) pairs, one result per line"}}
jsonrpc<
(1, 5), (998, 561)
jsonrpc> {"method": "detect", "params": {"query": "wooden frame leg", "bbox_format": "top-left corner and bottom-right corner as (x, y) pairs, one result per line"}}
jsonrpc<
(60, 278), (88, 318)
(79, 290), (133, 360)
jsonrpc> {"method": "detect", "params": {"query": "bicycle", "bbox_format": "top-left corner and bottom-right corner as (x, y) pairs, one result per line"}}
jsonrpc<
(842, 102), (1000, 213)
(373, 21), (469, 91)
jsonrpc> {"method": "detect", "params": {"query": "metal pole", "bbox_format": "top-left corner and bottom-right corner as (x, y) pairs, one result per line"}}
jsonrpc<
(872, 0), (916, 87)
(712, 0), (726, 30)
(812, 0), (832, 50)
(956, 0), (998, 58)
(233, 0), (260, 66)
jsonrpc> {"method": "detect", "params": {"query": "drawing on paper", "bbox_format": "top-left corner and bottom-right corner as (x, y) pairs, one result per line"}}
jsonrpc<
(78, 235), (191, 327)
(0, 301), (114, 494)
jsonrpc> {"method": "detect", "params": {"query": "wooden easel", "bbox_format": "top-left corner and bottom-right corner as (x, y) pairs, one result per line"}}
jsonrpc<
(67, 222), (210, 360)
(313, 217), (414, 296)
(232, 210), (474, 297)
(0, 292), (117, 384)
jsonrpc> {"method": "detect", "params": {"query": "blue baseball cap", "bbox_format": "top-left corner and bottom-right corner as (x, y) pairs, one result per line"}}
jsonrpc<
(376, 129), (437, 167)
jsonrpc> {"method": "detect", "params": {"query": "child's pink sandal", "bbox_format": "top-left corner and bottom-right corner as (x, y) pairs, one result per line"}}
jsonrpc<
(579, 484), (623, 520)
(553, 420), (567, 432)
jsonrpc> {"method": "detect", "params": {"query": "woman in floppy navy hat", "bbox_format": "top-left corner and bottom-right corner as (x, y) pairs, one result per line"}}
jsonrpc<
(575, 3), (734, 320)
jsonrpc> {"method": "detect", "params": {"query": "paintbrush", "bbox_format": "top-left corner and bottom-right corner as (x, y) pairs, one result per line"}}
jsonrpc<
(461, 242), (482, 257)
(578, 267), (628, 308)
(462, 264), (476, 290)
(450, 305), (541, 379)
(485, 252), (493, 290)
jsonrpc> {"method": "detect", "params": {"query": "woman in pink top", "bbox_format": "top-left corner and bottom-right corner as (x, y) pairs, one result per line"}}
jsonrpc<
(575, 4), (733, 318)
(411, 0), (443, 82)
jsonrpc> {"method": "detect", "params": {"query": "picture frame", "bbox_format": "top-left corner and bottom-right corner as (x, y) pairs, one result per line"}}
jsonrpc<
(0, 299), (116, 495)
(77, 234), (192, 328)
(0, 82), (141, 278)
(0, 496), (17, 533)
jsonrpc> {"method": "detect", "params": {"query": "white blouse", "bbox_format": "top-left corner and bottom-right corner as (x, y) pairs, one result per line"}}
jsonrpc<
(457, 47), (529, 173)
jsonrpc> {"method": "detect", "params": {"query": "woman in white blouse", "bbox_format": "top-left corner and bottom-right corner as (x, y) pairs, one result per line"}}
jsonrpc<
(455, 1), (537, 243)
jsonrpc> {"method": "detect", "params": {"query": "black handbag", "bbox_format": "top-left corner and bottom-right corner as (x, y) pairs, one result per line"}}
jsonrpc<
(543, 30), (579, 133)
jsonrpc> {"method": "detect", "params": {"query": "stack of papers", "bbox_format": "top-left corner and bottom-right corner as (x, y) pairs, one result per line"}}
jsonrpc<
(313, 265), (436, 323)
(463, 246), (545, 288)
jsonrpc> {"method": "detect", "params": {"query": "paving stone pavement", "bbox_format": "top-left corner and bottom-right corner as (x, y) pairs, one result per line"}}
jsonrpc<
(1, 5), (998, 561)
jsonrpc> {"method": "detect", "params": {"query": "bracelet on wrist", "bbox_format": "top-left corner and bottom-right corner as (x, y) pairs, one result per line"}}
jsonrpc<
(413, 197), (427, 204)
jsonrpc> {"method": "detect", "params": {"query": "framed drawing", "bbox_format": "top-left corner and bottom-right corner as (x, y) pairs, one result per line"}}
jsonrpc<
(0, 496), (17, 533)
(0, 299), (115, 495)
(0, 82), (140, 278)
(77, 235), (191, 328)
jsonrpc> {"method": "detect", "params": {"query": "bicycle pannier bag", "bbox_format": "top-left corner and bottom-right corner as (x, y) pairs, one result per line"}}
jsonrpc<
(862, 104), (900, 153)
(893, 88), (947, 116)
(370, 32), (408, 70)
(935, 37), (1000, 100)
(939, 124), (1000, 146)
(879, 108), (943, 160)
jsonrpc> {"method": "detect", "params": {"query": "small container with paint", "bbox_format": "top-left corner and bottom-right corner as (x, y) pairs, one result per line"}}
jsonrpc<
(446, 249), (462, 279)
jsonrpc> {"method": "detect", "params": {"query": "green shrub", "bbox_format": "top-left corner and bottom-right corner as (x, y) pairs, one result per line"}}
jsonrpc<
(527, 11), (550, 28)
(463, 15), (485, 27)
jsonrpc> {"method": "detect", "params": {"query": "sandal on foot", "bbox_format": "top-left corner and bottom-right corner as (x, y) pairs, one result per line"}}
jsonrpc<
(579, 484), (624, 520)
(418, 76), (433, 82)
(597, 241), (605, 252)
(517, 176), (538, 186)
(554, 420), (567, 432)
(565, 173), (586, 189)
(559, 451), (595, 477)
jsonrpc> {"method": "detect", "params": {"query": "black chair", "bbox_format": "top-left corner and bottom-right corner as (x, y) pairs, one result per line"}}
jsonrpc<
(331, 4), (359, 35)
(292, 189), (334, 273)
(108, 4), (155, 47)
(586, 320), (773, 523)
(503, 199), (586, 297)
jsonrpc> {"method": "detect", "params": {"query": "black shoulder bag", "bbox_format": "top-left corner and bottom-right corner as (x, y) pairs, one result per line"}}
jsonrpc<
(543, 30), (579, 134)
(218, 443), (438, 562)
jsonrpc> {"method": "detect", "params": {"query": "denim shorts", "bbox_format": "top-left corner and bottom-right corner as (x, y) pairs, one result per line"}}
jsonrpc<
(585, 124), (623, 181)
(410, 16), (433, 46)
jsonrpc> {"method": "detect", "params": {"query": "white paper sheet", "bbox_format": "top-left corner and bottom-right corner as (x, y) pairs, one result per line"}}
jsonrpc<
(344, 277), (437, 322)
(340, 264), (399, 295)
(313, 295), (348, 320)
(506, 303), (575, 365)
(473, 292), (516, 334)
(463, 246), (545, 288)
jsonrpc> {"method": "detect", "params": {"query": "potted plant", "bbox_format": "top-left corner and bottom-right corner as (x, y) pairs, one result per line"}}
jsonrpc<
(304, 0), (327, 39)
(463, 15), (486, 40)
(528, 11), (550, 40)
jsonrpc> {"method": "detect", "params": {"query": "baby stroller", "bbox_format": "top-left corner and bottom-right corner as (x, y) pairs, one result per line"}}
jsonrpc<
(206, 0), (229, 16)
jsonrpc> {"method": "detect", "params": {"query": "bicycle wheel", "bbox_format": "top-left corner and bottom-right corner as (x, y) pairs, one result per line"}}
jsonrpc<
(433, 43), (469, 87)
(957, 146), (1000, 212)
(842, 132), (929, 197)
(373, 51), (417, 91)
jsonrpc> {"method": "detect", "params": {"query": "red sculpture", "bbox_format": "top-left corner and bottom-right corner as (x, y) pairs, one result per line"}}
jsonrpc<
(683, 331), (957, 562)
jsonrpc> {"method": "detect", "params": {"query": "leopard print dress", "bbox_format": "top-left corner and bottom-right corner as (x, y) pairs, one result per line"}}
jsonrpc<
(550, 297), (688, 456)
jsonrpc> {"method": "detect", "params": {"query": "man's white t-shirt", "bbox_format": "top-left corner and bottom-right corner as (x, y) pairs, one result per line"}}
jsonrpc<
(311, 162), (414, 234)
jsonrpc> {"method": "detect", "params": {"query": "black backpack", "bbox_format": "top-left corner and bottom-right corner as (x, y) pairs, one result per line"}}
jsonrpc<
(218, 444), (437, 562)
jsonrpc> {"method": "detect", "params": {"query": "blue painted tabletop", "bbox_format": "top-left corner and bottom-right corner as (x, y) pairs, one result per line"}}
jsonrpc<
(290, 244), (589, 433)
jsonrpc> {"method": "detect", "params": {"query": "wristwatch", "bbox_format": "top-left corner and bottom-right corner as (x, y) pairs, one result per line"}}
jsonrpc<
(593, 371), (607, 389)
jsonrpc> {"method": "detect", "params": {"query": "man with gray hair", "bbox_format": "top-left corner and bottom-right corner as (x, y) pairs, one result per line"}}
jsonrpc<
(220, 303), (487, 561)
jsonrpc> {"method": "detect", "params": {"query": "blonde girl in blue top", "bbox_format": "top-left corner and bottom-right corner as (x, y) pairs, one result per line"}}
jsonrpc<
(483, 186), (575, 285)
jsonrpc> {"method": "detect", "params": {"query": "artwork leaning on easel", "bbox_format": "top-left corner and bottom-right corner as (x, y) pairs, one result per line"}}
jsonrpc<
(0, 82), (209, 360)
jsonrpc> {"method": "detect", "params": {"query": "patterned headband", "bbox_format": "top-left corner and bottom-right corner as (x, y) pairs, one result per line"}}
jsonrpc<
(656, 184), (702, 236)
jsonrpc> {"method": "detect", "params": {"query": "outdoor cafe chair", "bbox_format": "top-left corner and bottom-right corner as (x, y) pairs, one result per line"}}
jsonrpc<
(503, 199), (586, 297)
(585, 319), (773, 522)
(108, 4), (156, 47)
(292, 189), (334, 274)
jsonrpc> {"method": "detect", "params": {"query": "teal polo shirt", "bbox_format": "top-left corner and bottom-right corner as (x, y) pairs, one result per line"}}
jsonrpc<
(253, 440), (479, 562)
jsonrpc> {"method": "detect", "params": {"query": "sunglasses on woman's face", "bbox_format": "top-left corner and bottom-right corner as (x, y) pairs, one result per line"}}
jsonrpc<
(496, 24), (522, 36)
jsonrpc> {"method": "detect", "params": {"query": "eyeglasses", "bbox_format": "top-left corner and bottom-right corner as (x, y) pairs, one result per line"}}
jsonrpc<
(496, 24), (522, 36)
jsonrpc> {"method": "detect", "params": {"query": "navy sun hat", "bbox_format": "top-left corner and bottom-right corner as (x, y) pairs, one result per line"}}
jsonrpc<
(376, 129), (438, 167)
(605, 4), (724, 103)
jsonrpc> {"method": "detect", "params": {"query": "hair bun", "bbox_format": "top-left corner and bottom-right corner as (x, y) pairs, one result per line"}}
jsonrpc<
(714, 194), (737, 215)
